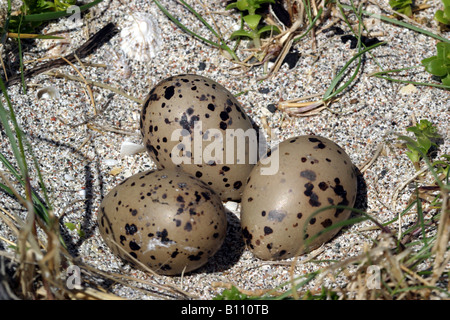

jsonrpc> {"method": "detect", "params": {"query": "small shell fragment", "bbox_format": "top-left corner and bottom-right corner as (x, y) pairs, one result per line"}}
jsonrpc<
(104, 159), (119, 166)
(120, 141), (146, 156)
(398, 84), (418, 95)
(108, 167), (122, 176)
(37, 86), (60, 100)
(120, 12), (162, 62)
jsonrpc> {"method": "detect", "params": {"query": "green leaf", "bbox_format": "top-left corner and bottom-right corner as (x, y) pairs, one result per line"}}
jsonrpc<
(425, 58), (448, 77)
(389, 0), (413, 16)
(395, 5), (412, 17)
(236, 0), (250, 11)
(230, 29), (255, 39)
(256, 0), (275, 4)
(407, 120), (441, 142)
(419, 120), (440, 138)
(435, 10), (446, 24)
(244, 14), (261, 30)
(21, 0), (103, 22)
(402, 6), (413, 17)
(39, 1), (55, 11)
(323, 41), (386, 101)
(445, 6), (450, 19)
(151, 0), (239, 61)
(406, 150), (421, 165)
(421, 56), (437, 67)
(55, 0), (77, 11)
(77, 223), (86, 237)
(435, 10), (450, 25)
(399, 120), (442, 168)
(213, 286), (250, 300)
(417, 136), (432, 152)
(389, 0), (412, 7)
(442, 73), (450, 86)
(65, 222), (77, 231)
(338, 3), (449, 44)
(225, 2), (237, 10)
(257, 24), (280, 35)
(436, 42), (450, 59)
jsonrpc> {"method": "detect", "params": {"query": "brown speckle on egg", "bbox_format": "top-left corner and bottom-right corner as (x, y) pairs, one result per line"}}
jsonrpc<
(240, 135), (358, 260)
(97, 168), (227, 275)
(140, 74), (257, 201)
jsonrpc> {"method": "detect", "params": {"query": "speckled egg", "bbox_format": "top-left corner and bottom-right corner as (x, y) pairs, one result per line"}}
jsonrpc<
(140, 74), (257, 202)
(241, 135), (358, 260)
(97, 168), (227, 275)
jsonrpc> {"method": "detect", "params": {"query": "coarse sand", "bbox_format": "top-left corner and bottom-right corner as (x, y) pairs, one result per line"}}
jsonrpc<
(0, 0), (449, 299)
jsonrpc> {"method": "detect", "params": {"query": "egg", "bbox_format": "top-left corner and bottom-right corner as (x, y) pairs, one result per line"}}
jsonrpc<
(97, 168), (227, 275)
(240, 135), (358, 260)
(140, 74), (257, 201)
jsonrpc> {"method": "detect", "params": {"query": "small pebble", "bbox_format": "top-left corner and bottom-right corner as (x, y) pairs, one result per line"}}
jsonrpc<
(266, 104), (277, 113)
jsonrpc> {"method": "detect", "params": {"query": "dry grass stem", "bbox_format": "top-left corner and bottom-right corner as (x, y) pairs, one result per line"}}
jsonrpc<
(0, 0), (448, 301)
(45, 71), (144, 104)
(358, 143), (385, 173)
(59, 56), (97, 115)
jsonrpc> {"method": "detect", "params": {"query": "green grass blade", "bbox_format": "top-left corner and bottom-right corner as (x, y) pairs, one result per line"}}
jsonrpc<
(0, 152), (22, 179)
(414, 187), (428, 247)
(0, 183), (14, 197)
(337, 3), (450, 44)
(270, 271), (320, 300)
(178, 0), (224, 43)
(17, 17), (27, 95)
(323, 41), (386, 101)
(293, 7), (323, 43)
(0, 91), (27, 178)
(382, 200), (416, 228)
(151, 0), (239, 61)
(151, 0), (220, 48)
(372, 69), (450, 90)
(393, 285), (450, 297)
(14, 0), (104, 22)
(0, 151), (51, 224)
(322, 1), (387, 101)
(302, 206), (383, 252)
(0, 72), (51, 224)
(0, 1), (12, 43)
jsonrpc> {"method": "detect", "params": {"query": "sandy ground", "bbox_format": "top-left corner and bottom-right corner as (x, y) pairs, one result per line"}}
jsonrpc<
(0, 0), (449, 299)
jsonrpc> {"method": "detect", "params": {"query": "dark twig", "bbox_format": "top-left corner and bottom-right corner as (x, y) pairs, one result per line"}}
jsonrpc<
(5, 23), (119, 87)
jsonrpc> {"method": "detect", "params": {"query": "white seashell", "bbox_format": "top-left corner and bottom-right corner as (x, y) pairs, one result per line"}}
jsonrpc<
(120, 12), (162, 62)
(37, 86), (60, 100)
(120, 141), (146, 156)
